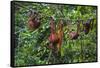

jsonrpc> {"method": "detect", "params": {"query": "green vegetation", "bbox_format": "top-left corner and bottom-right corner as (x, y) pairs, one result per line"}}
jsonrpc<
(13, 2), (97, 66)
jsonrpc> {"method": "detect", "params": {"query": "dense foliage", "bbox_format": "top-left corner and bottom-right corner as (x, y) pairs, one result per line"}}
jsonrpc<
(14, 2), (97, 66)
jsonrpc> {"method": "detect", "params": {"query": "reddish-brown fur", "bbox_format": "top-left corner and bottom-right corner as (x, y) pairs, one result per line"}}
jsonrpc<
(69, 22), (80, 40)
(57, 20), (63, 51)
(28, 11), (40, 31)
(48, 17), (58, 43)
(48, 18), (64, 53)
(69, 32), (79, 39)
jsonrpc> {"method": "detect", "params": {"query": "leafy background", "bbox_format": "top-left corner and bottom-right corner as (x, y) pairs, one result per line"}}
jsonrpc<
(14, 2), (97, 66)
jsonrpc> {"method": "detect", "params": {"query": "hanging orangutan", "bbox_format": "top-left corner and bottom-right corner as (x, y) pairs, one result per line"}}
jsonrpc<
(56, 19), (64, 52)
(48, 17), (58, 52)
(48, 17), (64, 54)
(28, 10), (40, 31)
(68, 20), (80, 40)
(48, 17), (58, 43)
(83, 19), (93, 34)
